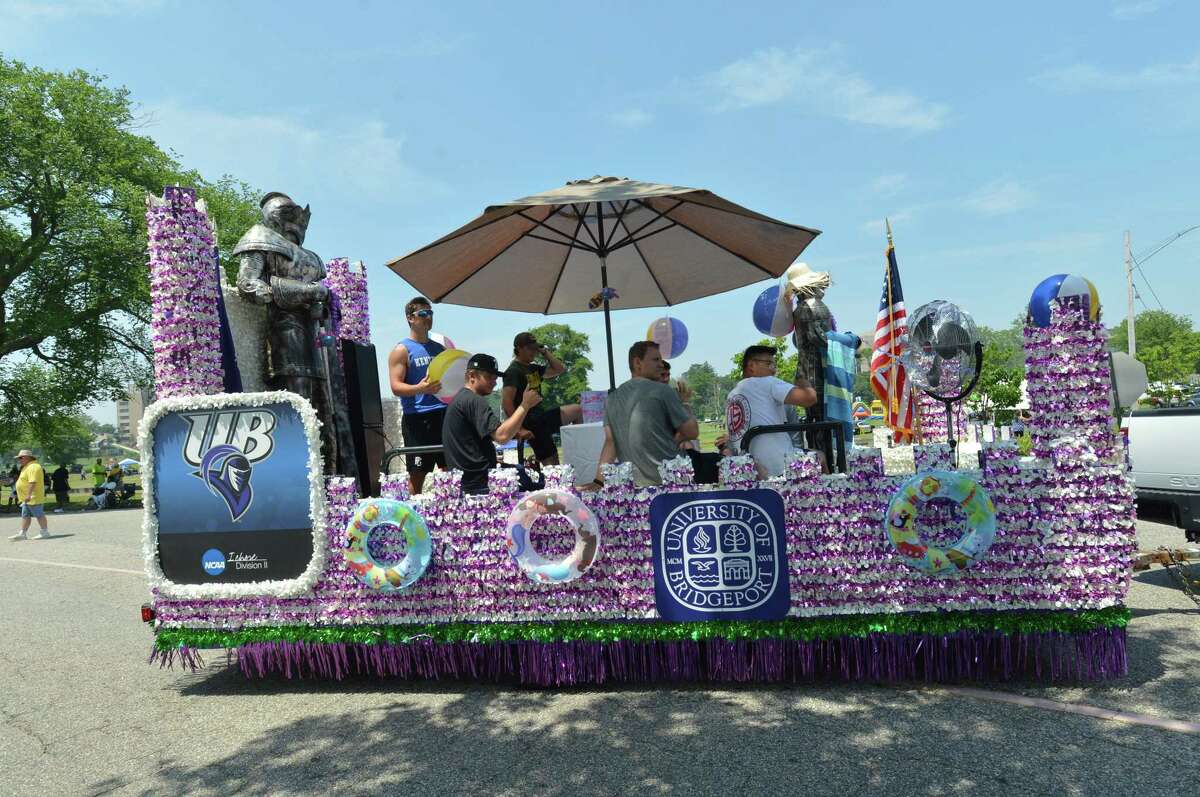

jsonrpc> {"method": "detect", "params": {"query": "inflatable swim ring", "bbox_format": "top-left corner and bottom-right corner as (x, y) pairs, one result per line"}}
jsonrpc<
(343, 498), (433, 591)
(505, 489), (600, 584)
(884, 470), (996, 574)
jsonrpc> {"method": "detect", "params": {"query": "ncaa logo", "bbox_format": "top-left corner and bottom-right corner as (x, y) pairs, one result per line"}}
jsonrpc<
(201, 548), (226, 576)
(651, 490), (790, 621)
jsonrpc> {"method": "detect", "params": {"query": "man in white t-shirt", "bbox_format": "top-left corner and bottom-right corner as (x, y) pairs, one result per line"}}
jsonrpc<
(724, 345), (817, 478)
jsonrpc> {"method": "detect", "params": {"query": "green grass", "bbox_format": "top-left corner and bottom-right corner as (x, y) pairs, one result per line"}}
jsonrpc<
(697, 421), (724, 451)
(0, 470), (144, 513)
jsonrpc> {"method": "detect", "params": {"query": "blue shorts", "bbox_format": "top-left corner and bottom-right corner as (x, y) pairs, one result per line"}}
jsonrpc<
(21, 503), (45, 519)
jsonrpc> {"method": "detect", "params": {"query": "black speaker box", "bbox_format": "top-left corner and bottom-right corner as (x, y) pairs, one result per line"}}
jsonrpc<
(341, 340), (385, 497)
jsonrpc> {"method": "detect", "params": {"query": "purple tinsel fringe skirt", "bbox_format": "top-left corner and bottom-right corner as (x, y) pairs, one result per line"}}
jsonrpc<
(149, 628), (1127, 686)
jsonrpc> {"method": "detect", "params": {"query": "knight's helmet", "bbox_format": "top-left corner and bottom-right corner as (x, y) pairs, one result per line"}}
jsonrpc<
(260, 192), (311, 239)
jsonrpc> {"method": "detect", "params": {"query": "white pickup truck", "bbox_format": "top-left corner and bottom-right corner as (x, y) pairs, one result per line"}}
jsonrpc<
(1126, 407), (1200, 541)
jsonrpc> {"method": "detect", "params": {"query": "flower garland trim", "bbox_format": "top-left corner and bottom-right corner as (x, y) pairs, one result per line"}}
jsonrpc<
(153, 606), (1129, 650)
(139, 390), (328, 599)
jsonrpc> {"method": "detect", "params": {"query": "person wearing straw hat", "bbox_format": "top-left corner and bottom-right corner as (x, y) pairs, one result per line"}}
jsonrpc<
(9, 450), (49, 540)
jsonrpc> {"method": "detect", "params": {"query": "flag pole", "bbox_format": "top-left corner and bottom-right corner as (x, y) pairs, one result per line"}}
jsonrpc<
(884, 219), (900, 441)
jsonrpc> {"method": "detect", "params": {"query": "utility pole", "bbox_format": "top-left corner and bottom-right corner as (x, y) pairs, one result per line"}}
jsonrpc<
(1124, 230), (1135, 357)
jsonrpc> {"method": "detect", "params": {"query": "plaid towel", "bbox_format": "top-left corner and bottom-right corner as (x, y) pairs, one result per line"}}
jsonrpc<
(825, 331), (860, 446)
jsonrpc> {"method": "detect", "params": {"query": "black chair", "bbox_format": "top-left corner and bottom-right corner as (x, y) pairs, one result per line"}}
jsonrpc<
(380, 440), (528, 478)
(740, 420), (848, 474)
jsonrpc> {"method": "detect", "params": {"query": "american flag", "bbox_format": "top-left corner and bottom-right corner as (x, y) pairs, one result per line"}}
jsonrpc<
(870, 233), (914, 442)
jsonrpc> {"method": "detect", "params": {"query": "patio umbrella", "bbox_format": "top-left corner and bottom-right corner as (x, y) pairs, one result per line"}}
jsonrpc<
(386, 176), (820, 389)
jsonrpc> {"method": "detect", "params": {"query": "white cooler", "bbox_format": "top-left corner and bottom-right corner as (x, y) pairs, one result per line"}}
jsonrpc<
(560, 422), (606, 486)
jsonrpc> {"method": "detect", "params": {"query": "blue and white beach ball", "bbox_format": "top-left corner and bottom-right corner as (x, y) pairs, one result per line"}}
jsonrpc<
(1028, 274), (1100, 328)
(647, 317), (688, 359)
(752, 283), (794, 337)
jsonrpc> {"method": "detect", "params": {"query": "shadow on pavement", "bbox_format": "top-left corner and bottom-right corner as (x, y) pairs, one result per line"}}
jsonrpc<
(98, 627), (1200, 797)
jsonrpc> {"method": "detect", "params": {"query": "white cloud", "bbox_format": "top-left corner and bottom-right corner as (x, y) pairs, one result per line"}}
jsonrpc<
(1111, 0), (1166, 20)
(869, 173), (908, 197)
(0, 0), (160, 20)
(609, 108), (653, 128)
(707, 46), (949, 133)
(963, 179), (1035, 216)
(1035, 53), (1200, 92)
(139, 101), (446, 201)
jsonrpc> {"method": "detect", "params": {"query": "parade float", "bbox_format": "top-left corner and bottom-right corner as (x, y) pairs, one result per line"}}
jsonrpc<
(140, 186), (1134, 685)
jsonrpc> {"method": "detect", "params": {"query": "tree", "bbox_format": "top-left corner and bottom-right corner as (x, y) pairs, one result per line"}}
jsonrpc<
(976, 320), (1025, 369)
(526, 322), (591, 408)
(680, 361), (734, 421)
(0, 56), (259, 444)
(1108, 310), (1200, 383)
(33, 414), (92, 465)
(968, 339), (1023, 419)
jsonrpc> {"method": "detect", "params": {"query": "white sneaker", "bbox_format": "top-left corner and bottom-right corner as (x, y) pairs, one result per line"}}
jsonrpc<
(8, 532), (27, 541)
(53, 509), (64, 514)
(36, 531), (50, 539)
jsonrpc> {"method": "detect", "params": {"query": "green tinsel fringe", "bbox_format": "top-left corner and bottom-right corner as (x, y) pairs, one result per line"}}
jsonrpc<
(154, 607), (1130, 652)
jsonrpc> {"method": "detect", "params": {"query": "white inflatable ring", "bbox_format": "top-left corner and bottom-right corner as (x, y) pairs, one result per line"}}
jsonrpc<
(504, 489), (600, 584)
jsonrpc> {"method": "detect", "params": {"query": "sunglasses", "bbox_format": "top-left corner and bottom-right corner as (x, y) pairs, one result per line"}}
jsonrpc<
(412, 309), (433, 318)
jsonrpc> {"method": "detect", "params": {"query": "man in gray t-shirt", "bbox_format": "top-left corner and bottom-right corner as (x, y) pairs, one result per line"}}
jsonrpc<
(594, 341), (698, 486)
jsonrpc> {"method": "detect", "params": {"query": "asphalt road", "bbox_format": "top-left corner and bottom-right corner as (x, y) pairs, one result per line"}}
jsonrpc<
(1, 507), (1197, 797)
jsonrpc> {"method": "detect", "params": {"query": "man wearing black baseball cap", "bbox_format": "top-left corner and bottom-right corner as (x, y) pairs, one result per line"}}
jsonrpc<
(442, 353), (542, 494)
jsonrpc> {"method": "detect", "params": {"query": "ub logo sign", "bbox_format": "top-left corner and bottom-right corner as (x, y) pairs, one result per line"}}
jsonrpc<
(181, 409), (277, 521)
(650, 489), (790, 621)
(147, 396), (319, 586)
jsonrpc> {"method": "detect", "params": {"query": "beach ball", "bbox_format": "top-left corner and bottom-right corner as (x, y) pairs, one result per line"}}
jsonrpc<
(428, 349), (470, 403)
(430, 332), (456, 350)
(752, 283), (794, 337)
(1028, 274), (1100, 328)
(647, 317), (688, 359)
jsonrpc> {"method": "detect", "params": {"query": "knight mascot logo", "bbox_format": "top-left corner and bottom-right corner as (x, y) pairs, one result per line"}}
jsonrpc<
(180, 410), (277, 522)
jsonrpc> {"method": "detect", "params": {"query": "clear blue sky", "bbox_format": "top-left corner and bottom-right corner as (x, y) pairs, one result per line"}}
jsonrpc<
(5, 1), (1197, 422)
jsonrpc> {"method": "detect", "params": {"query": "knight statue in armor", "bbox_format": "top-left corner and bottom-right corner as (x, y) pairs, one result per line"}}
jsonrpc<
(234, 192), (358, 478)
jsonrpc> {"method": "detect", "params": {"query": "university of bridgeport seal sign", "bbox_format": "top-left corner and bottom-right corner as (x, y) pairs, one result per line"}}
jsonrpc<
(649, 489), (790, 621)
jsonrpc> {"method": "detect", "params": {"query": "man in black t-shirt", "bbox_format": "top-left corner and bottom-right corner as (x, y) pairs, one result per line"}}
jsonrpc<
(443, 353), (543, 494)
(50, 463), (71, 513)
(501, 332), (582, 465)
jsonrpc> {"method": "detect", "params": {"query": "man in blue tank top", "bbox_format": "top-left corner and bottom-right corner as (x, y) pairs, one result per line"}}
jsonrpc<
(388, 296), (449, 494)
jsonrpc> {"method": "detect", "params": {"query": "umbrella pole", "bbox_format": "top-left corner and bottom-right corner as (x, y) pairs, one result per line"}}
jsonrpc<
(601, 256), (616, 391)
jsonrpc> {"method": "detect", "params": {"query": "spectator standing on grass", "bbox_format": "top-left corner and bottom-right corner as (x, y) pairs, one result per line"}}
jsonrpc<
(90, 458), (106, 494)
(6, 464), (18, 512)
(9, 450), (49, 540)
(51, 463), (70, 513)
(1012, 410), (1031, 437)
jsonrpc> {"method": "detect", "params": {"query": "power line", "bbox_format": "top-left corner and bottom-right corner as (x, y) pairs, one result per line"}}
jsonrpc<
(1134, 224), (1200, 264)
(1132, 285), (1152, 312)
(1129, 252), (1166, 310)
(1126, 223), (1198, 316)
